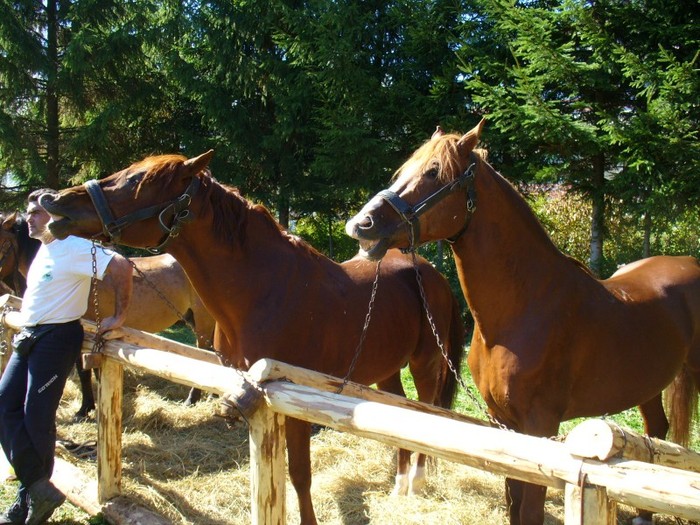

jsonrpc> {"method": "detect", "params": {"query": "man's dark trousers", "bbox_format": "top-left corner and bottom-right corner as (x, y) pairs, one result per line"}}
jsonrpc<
(0, 320), (83, 496)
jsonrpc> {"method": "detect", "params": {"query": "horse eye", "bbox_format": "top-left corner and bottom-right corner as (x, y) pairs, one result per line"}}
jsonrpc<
(425, 168), (439, 179)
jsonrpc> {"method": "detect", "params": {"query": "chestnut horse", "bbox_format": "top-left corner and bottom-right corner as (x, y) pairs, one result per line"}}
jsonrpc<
(345, 120), (700, 525)
(38, 152), (466, 525)
(0, 212), (216, 415)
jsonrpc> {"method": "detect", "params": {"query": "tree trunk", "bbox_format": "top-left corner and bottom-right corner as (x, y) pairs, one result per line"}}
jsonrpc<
(642, 211), (652, 258)
(45, 0), (60, 189)
(589, 154), (606, 276)
(277, 193), (289, 230)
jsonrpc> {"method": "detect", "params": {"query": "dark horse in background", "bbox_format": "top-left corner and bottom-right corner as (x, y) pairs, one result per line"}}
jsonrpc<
(38, 152), (467, 525)
(345, 120), (700, 525)
(0, 212), (216, 417)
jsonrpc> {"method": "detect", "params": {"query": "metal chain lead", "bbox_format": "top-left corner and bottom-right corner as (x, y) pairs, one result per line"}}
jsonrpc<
(409, 249), (508, 431)
(90, 241), (105, 353)
(89, 246), (262, 426)
(336, 258), (383, 394)
(126, 258), (215, 351)
(405, 224), (510, 431)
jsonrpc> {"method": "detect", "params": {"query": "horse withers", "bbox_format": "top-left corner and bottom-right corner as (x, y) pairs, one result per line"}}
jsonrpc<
(345, 120), (700, 525)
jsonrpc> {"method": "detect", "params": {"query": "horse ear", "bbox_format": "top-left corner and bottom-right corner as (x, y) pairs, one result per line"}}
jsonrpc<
(183, 150), (214, 176)
(432, 126), (444, 140)
(2, 212), (17, 231)
(457, 118), (486, 152)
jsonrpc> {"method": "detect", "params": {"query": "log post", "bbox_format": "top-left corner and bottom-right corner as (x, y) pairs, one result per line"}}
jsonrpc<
(566, 419), (700, 473)
(97, 357), (123, 502)
(564, 483), (615, 525)
(249, 404), (286, 525)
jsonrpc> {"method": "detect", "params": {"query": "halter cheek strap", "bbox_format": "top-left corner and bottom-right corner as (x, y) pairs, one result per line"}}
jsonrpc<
(376, 152), (478, 250)
(84, 175), (201, 253)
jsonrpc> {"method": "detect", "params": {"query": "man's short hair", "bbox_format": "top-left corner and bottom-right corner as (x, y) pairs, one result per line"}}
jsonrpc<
(27, 188), (59, 205)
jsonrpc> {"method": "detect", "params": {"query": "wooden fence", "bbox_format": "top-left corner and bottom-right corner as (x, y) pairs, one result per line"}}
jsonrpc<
(1, 294), (699, 524)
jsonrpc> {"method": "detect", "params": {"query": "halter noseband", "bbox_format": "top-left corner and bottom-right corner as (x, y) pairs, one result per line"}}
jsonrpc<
(376, 152), (478, 250)
(84, 175), (201, 254)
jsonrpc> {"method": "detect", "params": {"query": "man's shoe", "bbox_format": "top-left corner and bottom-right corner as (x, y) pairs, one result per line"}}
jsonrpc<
(26, 478), (65, 525)
(0, 493), (28, 525)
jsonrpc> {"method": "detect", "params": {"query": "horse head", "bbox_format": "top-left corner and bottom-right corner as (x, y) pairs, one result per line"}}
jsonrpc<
(346, 119), (485, 260)
(41, 151), (213, 251)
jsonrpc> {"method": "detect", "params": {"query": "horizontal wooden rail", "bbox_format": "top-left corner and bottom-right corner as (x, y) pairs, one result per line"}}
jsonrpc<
(2, 294), (699, 524)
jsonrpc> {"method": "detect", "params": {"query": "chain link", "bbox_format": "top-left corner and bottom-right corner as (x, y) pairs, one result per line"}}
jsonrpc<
(127, 259), (214, 348)
(90, 241), (105, 353)
(409, 248), (510, 431)
(336, 258), (383, 394)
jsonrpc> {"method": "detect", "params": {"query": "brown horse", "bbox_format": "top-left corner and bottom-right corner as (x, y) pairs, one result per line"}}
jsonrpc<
(37, 152), (466, 525)
(345, 120), (700, 525)
(0, 212), (216, 415)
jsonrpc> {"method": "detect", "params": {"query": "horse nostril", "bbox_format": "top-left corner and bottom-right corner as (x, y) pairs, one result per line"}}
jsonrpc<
(357, 216), (373, 230)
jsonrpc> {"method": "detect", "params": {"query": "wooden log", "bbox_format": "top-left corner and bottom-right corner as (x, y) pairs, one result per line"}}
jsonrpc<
(0, 294), (22, 311)
(52, 458), (101, 516)
(52, 458), (170, 525)
(248, 358), (488, 428)
(80, 320), (221, 365)
(249, 406), (286, 525)
(0, 306), (220, 366)
(565, 418), (700, 473)
(261, 380), (700, 521)
(102, 496), (173, 525)
(564, 484), (615, 525)
(97, 358), (123, 502)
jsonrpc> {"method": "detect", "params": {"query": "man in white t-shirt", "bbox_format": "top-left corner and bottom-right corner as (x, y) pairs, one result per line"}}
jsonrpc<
(0, 189), (132, 525)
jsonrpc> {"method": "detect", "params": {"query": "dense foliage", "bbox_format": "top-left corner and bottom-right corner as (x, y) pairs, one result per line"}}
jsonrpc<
(0, 0), (697, 275)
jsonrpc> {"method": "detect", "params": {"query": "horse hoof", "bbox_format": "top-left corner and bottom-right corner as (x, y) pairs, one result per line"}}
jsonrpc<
(72, 411), (92, 423)
(408, 464), (426, 495)
(391, 474), (409, 496)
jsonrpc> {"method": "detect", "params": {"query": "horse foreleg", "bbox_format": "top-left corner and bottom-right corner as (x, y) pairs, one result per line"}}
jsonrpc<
(510, 413), (559, 525)
(74, 356), (95, 420)
(285, 418), (318, 525)
(376, 374), (417, 496)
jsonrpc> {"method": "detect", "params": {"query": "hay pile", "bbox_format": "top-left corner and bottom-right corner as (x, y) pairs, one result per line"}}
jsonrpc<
(54, 370), (665, 525)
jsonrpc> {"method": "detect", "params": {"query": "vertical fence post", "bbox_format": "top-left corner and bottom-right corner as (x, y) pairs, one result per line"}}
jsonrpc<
(564, 482), (615, 525)
(97, 357), (123, 502)
(249, 405), (286, 525)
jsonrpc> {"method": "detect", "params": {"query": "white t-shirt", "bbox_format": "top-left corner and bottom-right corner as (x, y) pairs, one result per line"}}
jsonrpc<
(20, 236), (116, 326)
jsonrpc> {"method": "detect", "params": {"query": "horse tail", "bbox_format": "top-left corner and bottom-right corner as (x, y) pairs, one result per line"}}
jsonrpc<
(664, 365), (698, 447)
(436, 293), (466, 410)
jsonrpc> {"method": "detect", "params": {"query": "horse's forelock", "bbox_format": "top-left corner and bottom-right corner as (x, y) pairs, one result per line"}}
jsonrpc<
(395, 134), (481, 184)
(131, 154), (188, 197)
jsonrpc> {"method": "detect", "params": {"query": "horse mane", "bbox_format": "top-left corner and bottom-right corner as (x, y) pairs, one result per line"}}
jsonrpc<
(206, 177), (328, 260)
(135, 153), (328, 260)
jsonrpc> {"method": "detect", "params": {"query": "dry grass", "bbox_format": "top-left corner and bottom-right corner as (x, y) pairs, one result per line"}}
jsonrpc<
(51, 369), (685, 525)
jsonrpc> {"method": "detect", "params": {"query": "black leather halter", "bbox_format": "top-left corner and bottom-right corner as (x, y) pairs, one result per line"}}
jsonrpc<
(84, 175), (201, 253)
(376, 152), (478, 250)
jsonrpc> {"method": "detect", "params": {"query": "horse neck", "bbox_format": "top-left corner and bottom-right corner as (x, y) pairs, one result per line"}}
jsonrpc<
(169, 192), (336, 334)
(452, 161), (577, 331)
